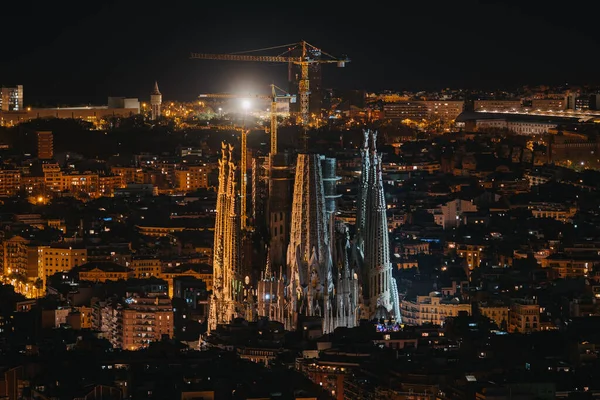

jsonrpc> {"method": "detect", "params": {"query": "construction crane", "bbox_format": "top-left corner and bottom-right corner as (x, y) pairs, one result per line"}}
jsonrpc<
(191, 40), (349, 129)
(198, 84), (292, 156)
(199, 86), (293, 233)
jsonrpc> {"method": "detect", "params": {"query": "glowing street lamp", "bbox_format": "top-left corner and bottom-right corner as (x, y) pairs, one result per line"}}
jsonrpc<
(241, 100), (251, 129)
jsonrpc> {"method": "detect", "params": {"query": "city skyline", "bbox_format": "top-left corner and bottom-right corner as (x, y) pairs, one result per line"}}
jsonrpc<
(2, 0), (600, 105)
(3, 4), (600, 391)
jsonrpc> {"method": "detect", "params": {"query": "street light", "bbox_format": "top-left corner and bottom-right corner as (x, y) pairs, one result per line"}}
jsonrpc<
(241, 100), (251, 129)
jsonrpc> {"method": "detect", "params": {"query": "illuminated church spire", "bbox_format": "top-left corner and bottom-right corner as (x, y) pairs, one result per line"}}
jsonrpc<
(208, 143), (243, 333)
(362, 130), (401, 322)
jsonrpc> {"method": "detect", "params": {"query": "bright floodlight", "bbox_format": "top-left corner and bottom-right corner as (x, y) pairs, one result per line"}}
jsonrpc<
(242, 100), (251, 110)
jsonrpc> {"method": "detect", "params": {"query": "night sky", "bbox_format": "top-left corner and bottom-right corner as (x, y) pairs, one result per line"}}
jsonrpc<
(2, 0), (599, 106)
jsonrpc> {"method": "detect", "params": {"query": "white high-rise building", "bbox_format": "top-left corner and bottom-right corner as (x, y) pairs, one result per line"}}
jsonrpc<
(1, 85), (23, 111)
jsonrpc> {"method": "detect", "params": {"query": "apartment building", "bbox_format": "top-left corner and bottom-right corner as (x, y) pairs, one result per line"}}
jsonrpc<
(509, 298), (540, 333)
(175, 165), (209, 192)
(0, 169), (21, 196)
(121, 294), (174, 350)
(37, 245), (87, 289)
(400, 292), (471, 326)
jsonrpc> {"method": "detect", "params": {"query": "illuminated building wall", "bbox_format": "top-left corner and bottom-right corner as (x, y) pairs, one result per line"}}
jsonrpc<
(37, 163), (123, 198)
(37, 131), (54, 160)
(530, 98), (566, 111)
(68, 306), (93, 329)
(381, 101), (464, 122)
(111, 167), (145, 184)
(78, 265), (132, 283)
(61, 173), (99, 196)
(175, 166), (209, 192)
(0, 106), (139, 127)
(400, 292), (472, 326)
(419, 100), (465, 121)
(3, 236), (30, 277)
(0, 170), (21, 196)
(42, 163), (62, 192)
(479, 305), (509, 329)
(122, 296), (173, 350)
(20, 175), (44, 195)
(130, 257), (162, 279)
(382, 102), (428, 120)
(529, 203), (577, 223)
(38, 246), (87, 289)
(98, 174), (125, 196)
(548, 134), (600, 166)
(540, 255), (595, 279)
(509, 298), (540, 333)
(507, 121), (557, 135)
(456, 244), (486, 270)
(159, 267), (213, 298)
(473, 99), (522, 111)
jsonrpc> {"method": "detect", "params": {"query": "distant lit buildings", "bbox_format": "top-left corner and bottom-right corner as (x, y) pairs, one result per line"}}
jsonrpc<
(3, 236), (30, 277)
(530, 98), (566, 111)
(540, 254), (597, 279)
(547, 133), (600, 166)
(455, 243), (486, 270)
(381, 100), (464, 123)
(478, 304), (510, 329)
(175, 165), (209, 192)
(130, 257), (162, 279)
(99, 294), (174, 350)
(382, 102), (429, 121)
(0, 95), (140, 127)
(77, 262), (133, 282)
(37, 245), (87, 289)
(1, 85), (23, 111)
(474, 118), (553, 134)
(122, 294), (173, 350)
(37, 131), (54, 160)
(419, 100), (465, 121)
(566, 93), (600, 111)
(509, 298), (540, 333)
(473, 99), (521, 111)
(429, 198), (478, 230)
(0, 169), (21, 196)
(456, 112), (562, 135)
(159, 264), (213, 298)
(528, 202), (577, 223)
(400, 292), (472, 326)
(25, 162), (125, 198)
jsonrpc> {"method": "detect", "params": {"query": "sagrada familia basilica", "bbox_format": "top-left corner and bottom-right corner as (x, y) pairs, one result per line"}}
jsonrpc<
(208, 129), (400, 334)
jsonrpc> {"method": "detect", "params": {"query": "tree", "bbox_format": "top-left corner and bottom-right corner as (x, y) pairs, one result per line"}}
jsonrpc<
(7, 272), (26, 294)
(34, 278), (44, 298)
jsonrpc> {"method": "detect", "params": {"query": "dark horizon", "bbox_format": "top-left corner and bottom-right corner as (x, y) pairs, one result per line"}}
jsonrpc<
(2, 0), (599, 106)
